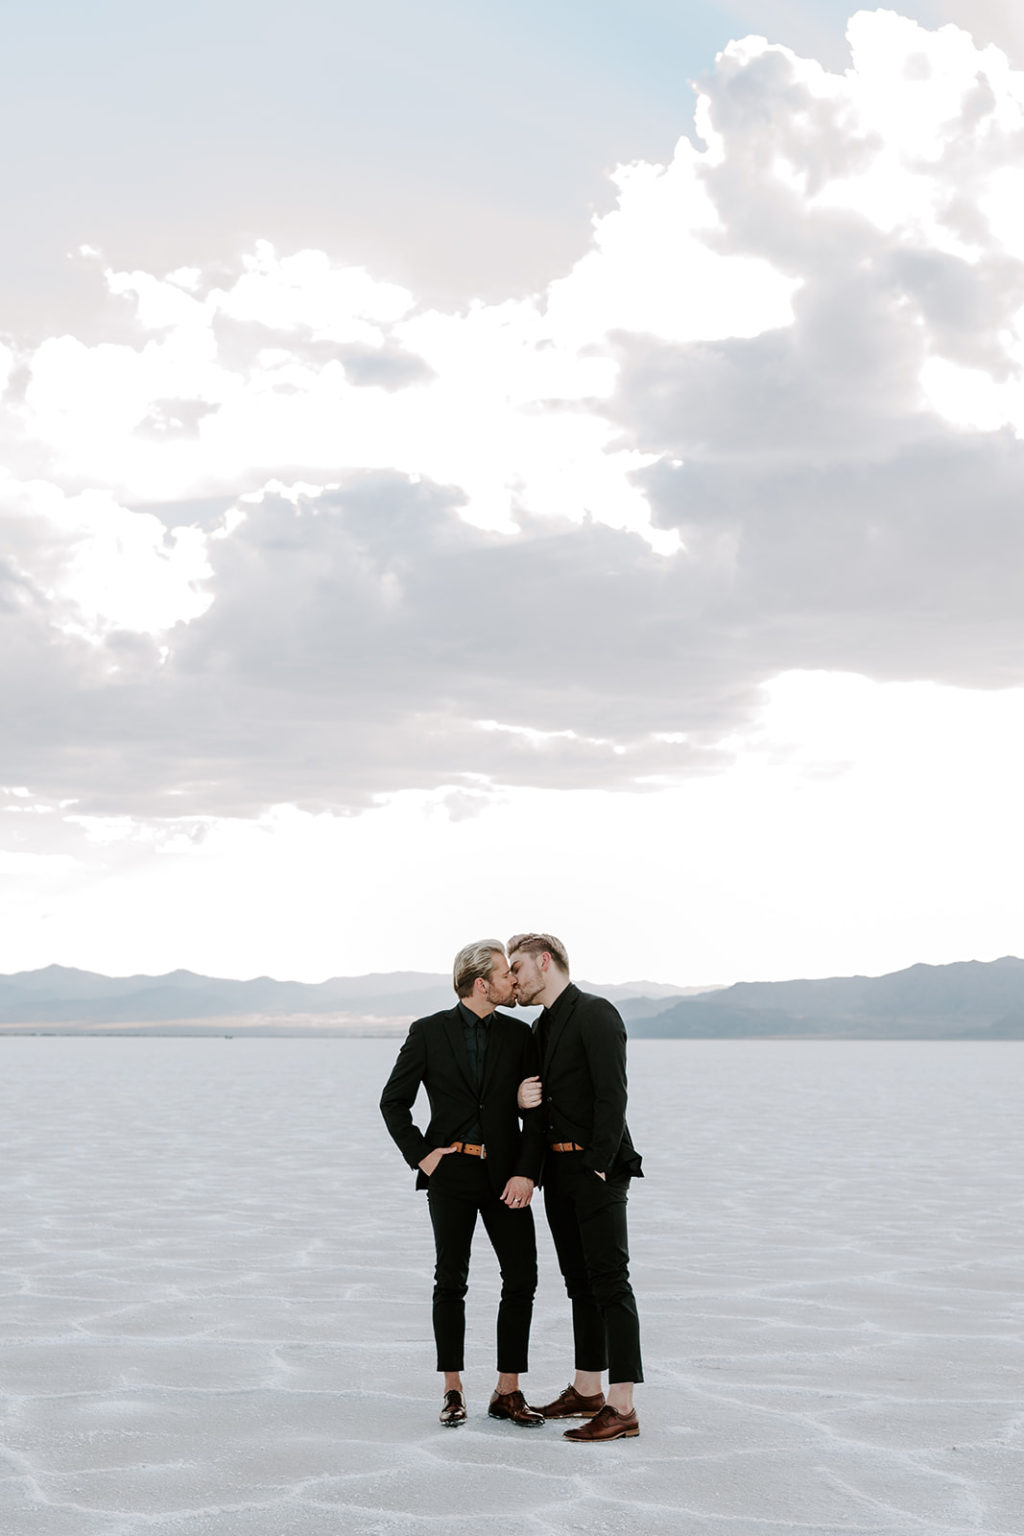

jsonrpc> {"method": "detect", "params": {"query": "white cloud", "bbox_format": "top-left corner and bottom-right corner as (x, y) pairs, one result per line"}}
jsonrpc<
(0, 474), (212, 639)
(214, 242), (414, 340)
(918, 354), (1024, 431)
(17, 10), (1024, 530)
(21, 257), (678, 544)
(544, 146), (799, 347)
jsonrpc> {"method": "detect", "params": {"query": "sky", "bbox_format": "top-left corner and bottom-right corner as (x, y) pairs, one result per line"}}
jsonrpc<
(3, 1), (1024, 986)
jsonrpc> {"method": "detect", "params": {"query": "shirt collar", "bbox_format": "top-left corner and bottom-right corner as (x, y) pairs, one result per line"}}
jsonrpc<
(457, 999), (492, 1027)
(542, 981), (577, 1024)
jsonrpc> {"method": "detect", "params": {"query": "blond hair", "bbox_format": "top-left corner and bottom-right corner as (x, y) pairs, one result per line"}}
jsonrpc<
(506, 932), (570, 974)
(453, 940), (506, 998)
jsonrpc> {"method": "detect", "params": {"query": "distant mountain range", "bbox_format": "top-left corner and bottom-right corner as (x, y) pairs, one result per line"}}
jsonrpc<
(0, 958), (1021, 1037)
(0, 965), (708, 1032)
(628, 957), (1024, 1039)
(0, 966), (452, 1026)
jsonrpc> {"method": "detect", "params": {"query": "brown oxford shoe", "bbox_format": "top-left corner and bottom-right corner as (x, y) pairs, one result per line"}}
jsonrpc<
(538, 1383), (606, 1419)
(488, 1388), (545, 1427)
(439, 1388), (467, 1426)
(563, 1404), (639, 1442)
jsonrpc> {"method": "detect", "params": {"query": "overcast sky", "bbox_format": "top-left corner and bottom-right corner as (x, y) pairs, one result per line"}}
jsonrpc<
(3, 2), (1024, 986)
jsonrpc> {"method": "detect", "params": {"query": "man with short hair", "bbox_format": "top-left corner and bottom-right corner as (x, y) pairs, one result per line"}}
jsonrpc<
(380, 941), (544, 1428)
(509, 932), (643, 1442)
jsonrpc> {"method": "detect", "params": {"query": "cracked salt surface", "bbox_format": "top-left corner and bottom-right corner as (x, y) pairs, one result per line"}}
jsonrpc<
(1, 1036), (1022, 1535)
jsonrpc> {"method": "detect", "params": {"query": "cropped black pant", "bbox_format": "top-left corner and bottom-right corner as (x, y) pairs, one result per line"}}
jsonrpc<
(426, 1154), (537, 1373)
(543, 1154), (643, 1384)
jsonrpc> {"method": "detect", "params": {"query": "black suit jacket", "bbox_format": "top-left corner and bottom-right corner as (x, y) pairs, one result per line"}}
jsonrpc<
(380, 1006), (543, 1193)
(536, 983), (643, 1180)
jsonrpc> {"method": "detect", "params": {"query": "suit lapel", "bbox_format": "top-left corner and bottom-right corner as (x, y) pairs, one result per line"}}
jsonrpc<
(541, 985), (578, 1072)
(442, 1007), (477, 1095)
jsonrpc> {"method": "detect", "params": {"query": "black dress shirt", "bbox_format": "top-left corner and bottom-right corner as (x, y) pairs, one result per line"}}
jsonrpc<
(457, 1000), (491, 1142)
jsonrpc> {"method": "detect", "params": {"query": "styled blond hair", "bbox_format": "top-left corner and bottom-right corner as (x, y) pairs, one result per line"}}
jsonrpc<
(453, 940), (506, 998)
(506, 932), (570, 974)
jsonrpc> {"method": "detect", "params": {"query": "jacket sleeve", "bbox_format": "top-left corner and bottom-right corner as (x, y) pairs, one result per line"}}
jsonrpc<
(512, 1028), (544, 1183)
(379, 1020), (432, 1170)
(579, 998), (629, 1174)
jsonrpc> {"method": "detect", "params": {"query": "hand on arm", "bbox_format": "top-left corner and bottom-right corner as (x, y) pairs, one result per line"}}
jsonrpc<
(516, 1035), (545, 1185)
(517, 1075), (542, 1110)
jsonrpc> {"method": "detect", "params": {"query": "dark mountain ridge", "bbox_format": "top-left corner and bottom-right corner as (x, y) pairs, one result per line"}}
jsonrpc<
(631, 957), (1024, 1038)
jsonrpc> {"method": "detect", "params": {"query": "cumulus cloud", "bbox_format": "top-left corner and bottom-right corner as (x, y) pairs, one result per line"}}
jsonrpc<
(17, 242), (669, 544)
(5, 9), (1024, 819)
(0, 475), (211, 640)
(2, 476), (742, 814)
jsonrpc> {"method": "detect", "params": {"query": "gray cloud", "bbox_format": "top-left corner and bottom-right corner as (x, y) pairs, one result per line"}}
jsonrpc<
(9, 405), (1024, 822)
(7, 14), (1024, 821)
(208, 313), (436, 392)
(2, 474), (748, 815)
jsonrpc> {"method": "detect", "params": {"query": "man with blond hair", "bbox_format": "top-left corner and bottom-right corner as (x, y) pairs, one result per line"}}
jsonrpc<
(509, 932), (644, 1442)
(380, 941), (544, 1428)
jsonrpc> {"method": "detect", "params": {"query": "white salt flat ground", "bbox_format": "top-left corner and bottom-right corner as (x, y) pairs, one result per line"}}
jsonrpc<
(1, 1037), (1022, 1536)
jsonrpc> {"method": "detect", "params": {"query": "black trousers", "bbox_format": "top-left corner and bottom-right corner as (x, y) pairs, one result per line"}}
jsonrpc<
(426, 1154), (538, 1373)
(543, 1154), (643, 1385)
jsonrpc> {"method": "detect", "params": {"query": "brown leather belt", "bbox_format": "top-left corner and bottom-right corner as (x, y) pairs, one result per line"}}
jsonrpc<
(550, 1142), (584, 1152)
(451, 1141), (486, 1159)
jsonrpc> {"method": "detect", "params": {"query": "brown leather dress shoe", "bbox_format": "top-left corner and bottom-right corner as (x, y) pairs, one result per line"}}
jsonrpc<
(488, 1388), (545, 1426)
(538, 1383), (606, 1419)
(439, 1388), (466, 1426)
(563, 1404), (639, 1442)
